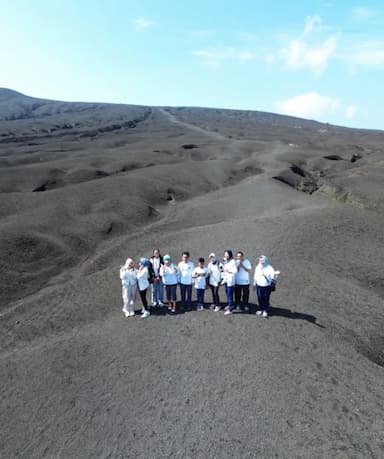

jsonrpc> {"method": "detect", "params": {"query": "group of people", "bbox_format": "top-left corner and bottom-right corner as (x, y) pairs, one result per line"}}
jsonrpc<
(119, 249), (280, 318)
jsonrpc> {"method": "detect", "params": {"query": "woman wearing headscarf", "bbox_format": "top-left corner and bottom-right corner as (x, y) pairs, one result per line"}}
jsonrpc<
(119, 258), (137, 317)
(253, 255), (280, 318)
(160, 254), (178, 313)
(222, 250), (237, 316)
(137, 258), (151, 318)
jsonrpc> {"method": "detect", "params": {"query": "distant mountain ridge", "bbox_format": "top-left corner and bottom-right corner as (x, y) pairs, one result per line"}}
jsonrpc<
(0, 87), (335, 130)
(0, 88), (111, 121)
(0, 88), (27, 99)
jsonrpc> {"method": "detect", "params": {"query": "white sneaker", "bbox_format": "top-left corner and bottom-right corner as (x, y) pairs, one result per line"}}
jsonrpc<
(158, 302), (165, 307)
(224, 310), (233, 316)
(141, 310), (150, 318)
(151, 302), (158, 307)
(127, 311), (135, 317)
(122, 309), (129, 317)
(214, 306), (221, 312)
(197, 304), (204, 311)
(262, 311), (268, 318)
(256, 310), (262, 316)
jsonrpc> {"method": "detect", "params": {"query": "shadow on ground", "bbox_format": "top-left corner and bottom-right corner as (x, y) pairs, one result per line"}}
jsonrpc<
(269, 306), (325, 328)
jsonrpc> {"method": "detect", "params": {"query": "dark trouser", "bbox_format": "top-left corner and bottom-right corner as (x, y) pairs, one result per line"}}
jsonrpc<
(165, 284), (177, 302)
(235, 284), (250, 307)
(139, 288), (148, 310)
(180, 283), (192, 308)
(210, 285), (220, 305)
(196, 288), (205, 306)
(256, 285), (272, 312)
(225, 284), (235, 310)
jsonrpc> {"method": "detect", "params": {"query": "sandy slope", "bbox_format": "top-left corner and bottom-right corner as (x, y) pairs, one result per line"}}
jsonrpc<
(0, 89), (384, 458)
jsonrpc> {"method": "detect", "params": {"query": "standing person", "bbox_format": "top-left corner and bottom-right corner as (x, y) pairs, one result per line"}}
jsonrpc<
(222, 250), (237, 316)
(137, 258), (151, 318)
(253, 255), (280, 318)
(208, 253), (223, 312)
(160, 255), (178, 314)
(192, 257), (209, 311)
(119, 258), (137, 317)
(177, 251), (194, 310)
(235, 251), (252, 312)
(150, 248), (164, 307)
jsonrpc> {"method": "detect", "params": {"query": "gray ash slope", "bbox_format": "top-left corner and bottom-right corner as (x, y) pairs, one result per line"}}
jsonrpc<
(0, 89), (383, 458)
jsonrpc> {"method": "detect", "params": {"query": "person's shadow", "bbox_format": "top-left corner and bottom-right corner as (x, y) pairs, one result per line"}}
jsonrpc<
(268, 306), (325, 328)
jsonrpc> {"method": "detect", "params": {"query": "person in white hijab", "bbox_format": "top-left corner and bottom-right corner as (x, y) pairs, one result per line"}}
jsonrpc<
(160, 255), (178, 313)
(119, 258), (137, 317)
(253, 255), (280, 318)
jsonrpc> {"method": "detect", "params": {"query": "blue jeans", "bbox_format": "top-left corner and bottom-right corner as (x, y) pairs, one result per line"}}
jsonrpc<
(151, 279), (164, 304)
(225, 284), (234, 310)
(196, 288), (205, 306)
(180, 283), (192, 308)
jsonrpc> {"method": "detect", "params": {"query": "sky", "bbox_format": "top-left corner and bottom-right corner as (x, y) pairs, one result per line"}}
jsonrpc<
(1, 0), (384, 129)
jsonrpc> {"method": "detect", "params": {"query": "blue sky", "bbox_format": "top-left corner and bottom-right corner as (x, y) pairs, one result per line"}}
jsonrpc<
(1, 1), (384, 129)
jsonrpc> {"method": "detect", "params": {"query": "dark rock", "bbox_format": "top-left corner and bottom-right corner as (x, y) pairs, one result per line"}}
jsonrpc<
(351, 153), (363, 163)
(324, 154), (343, 160)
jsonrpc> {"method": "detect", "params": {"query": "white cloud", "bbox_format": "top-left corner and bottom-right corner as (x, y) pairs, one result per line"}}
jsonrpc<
(193, 47), (257, 66)
(351, 6), (381, 21)
(281, 36), (337, 74)
(189, 29), (216, 38)
(269, 16), (337, 74)
(238, 50), (257, 62)
(133, 17), (156, 31)
(346, 104), (357, 119)
(303, 15), (322, 36)
(239, 32), (258, 41)
(275, 92), (340, 118)
(342, 41), (384, 66)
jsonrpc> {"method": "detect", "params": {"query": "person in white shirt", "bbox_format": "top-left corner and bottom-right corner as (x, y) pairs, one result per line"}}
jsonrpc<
(208, 253), (223, 312)
(222, 250), (237, 316)
(235, 251), (252, 312)
(136, 258), (151, 318)
(253, 255), (280, 318)
(177, 251), (194, 310)
(150, 248), (164, 307)
(160, 255), (178, 313)
(119, 258), (137, 317)
(192, 257), (209, 311)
